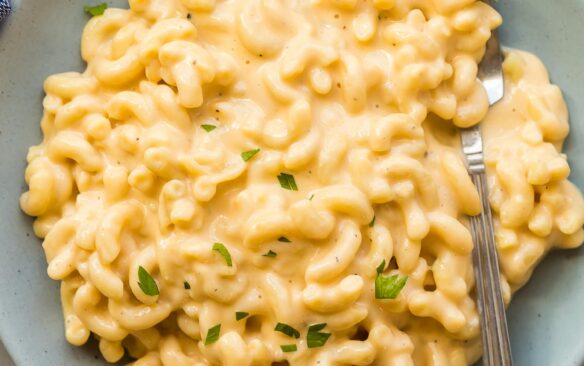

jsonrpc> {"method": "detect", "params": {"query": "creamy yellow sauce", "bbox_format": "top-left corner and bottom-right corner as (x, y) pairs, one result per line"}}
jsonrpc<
(19, 0), (584, 365)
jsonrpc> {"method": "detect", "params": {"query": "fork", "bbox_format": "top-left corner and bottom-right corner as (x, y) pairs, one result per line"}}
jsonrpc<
(460, 7), (514, 366)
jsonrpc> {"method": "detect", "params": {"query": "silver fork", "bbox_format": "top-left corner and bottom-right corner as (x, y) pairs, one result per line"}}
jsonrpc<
(460, 8), (514, 366)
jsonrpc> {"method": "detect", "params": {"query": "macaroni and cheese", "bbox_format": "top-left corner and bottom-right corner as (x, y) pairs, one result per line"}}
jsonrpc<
(20, 0), (584, 365)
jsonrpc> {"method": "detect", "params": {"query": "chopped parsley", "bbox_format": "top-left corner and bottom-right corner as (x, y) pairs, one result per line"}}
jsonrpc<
(369, 216), (376, 227)
(205, 324), (221, 345)
(280, 344), (297, 352)
(278, 236), (291, 243)
(84, 3), (107, 16)
(307, 323), (331, 348)
(375, 260), (408, 299)
(137, 266), (159, 296)
(235, 312), (249, 321)
(263, 250), (277, 258)
(274, 323), (300, 339)
(241, 148), (260, 162)
(277, 173), (298, 191)
(201, 124), (217, 132)
(212, 242), (233, 267)
(183, 281), (191, 290)
(376, 259), (386, 275)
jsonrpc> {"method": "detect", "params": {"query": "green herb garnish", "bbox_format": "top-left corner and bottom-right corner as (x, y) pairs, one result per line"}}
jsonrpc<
(307, 323), (331, 348)
(184, 281), (191, 290)
(278, 236), (291, 243)
(274, 323), (300, 339)
(236, 312), (249, 321)
(137, 266), (159, 296)
(277, 173), (298, 191)
(241, 148), (260, 162)
(369, 216), (376, 227)
(84, 3), (107, 16)
(212, 242), (233, 267)
(201, 124), (217, 132)
(375, 260), (408, 300)
(376, 259), (386, 275)
(263, 250), (277, 258)
(205, 324), (221, 345)
(280, 344), (297, 352)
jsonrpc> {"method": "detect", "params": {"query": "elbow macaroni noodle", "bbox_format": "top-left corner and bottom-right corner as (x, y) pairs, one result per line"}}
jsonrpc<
(20, 0), (584, 365)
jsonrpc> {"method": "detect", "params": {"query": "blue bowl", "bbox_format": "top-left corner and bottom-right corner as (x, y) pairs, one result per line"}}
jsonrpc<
(0, 1), (582, 365)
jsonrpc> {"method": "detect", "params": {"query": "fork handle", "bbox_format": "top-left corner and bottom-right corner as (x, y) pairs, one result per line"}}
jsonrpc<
(469, 172), (514, 366)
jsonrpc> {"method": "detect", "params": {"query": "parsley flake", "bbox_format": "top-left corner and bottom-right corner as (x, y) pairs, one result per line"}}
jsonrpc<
(212, 243), (233, 267)
(308, 323), (327, 332)
(201, 124), (217, 132)
(376, 259), (386, 275)
(369, 216), (376, 227)
(274, 323), (300, 339)
(277, 173), (298, 191)
(263, 250), (277, 258)
(241, 148), (260, 162)
(84, 3), (107, 16)
(375, 273), (408, 299)
(236, 312), (249, 321)
(281, 344), (297, 352)
(137, 266), (159, 296)
(183, 281), (191, 290)
(205, 324), (221, 345)
(307, 323), (331, 348)
(278, 236), (291, 243)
